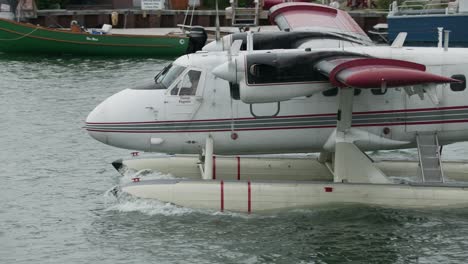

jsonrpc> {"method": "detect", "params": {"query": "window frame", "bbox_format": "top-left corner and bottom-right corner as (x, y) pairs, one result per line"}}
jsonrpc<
(322, 87), (338, 97)
(371, 88), (387, 95)
(321, 88), (361, 97)
(450, 74), (466, 92)
(166, 68), (203, 97)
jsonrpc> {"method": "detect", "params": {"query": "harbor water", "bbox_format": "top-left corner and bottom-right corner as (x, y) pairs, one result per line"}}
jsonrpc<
(2, 54), (468, 264)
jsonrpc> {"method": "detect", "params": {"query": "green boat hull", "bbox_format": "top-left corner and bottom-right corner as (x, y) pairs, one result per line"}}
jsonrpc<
(0, 18), (189, 57)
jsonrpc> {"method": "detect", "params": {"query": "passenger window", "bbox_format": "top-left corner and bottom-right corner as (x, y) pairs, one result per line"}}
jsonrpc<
(371, 88), (387, 95)
(169, 70), (201, 96)
(451, 75), (466, 92)
(322, 88), (359, 96)
(170, 86), (179, 95)
(322, 87), (338, 97)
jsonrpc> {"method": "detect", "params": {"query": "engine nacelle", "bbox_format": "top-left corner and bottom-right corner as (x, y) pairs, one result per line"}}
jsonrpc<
(212, 50), (362, 103)
(239, 80), (332, 103)
(238, 52), (334, 103)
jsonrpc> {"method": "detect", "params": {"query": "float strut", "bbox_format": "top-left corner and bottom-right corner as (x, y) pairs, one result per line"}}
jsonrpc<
(333, 88), (390, 184)
(203, 134), (214, 180)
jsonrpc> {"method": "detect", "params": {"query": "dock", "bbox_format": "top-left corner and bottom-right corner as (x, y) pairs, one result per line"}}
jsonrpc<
(30, 8), (387, 32)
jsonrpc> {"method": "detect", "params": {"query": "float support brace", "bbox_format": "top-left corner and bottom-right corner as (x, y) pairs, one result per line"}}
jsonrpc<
(333, 88), (390, 184)
(203, 134), (214, 180)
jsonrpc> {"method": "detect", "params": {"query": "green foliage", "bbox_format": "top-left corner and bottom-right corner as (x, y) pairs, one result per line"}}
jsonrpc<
(376, 0), (412, 10)
(376, 0), (393, 10)
(37, 0), (69, 9)
(202, 0), (234, 9)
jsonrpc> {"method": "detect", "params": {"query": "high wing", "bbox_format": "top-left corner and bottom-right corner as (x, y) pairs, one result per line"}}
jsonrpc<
(242, 50), (460, 89)
(314, 57), (459, 88)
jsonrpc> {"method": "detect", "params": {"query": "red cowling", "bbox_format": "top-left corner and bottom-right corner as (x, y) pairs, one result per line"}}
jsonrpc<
(340, 66), (458, 88)
(327, 58), (459, 88)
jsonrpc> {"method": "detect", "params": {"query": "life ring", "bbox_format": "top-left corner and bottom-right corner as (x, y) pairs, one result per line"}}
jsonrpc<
(111, 12), (118, 26)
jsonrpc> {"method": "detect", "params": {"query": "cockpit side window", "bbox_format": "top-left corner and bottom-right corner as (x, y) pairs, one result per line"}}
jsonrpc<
(170, 85), (179, 95)
(169, 70), (202, 96)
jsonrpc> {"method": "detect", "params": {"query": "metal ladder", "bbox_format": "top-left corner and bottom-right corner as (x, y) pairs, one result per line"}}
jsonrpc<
(230, 0), (260, 28)
(416, 132), (445, 183)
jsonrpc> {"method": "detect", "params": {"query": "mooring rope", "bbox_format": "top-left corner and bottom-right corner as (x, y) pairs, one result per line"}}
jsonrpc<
(0, 26), (40, 41)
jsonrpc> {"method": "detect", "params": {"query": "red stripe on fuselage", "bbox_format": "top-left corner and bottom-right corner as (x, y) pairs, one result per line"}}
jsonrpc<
(353, 105), (468, 115)
(85, 118), (468, 133)
(85, 105), (468, 125)
(85, 112), (336, 125)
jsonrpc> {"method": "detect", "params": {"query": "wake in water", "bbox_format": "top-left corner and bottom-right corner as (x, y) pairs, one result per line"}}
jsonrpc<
(102, 147), (468, 218)
(103, 189), (259, 218)
(102, 169), (257, 218)
(116, 165), (179, 184)
(369, 142), (468, 162)
(103, 169), (196, 216)
(368, 149), (418, 161)
(104, 194), (198, 216)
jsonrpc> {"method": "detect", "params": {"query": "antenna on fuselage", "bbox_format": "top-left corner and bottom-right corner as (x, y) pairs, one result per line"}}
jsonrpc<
(215, 0), (221, 42)
(246, 30), (253, 52)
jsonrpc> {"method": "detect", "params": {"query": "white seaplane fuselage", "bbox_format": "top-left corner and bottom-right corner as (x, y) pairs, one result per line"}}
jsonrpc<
(85, 0), (468, 211)
(86, 46), (468, 155)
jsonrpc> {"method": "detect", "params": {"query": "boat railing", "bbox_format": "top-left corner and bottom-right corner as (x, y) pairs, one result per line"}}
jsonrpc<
(389, 0), (458, 16)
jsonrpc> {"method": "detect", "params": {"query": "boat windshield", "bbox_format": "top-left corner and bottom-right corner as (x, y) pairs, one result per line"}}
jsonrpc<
(154, 64), (187, 89)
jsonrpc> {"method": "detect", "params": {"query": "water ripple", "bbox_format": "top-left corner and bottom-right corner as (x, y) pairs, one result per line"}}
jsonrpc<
(2, 55), (468, 264)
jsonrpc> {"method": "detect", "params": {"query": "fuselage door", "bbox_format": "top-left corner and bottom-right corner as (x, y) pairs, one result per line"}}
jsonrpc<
(404, 64), (444, 133)
(164, 68), (205, 121)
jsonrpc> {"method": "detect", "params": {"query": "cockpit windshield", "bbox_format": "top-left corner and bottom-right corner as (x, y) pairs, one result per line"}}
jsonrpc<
(131, 64), (187, 90)
(154, 64), (187, 89)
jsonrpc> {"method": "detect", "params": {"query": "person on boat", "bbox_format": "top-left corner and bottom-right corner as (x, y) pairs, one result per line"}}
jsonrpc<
(70, 20), (82, 33)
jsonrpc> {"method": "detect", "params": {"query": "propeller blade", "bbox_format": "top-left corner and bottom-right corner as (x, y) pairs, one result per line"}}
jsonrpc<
(230, 39), (243, 56)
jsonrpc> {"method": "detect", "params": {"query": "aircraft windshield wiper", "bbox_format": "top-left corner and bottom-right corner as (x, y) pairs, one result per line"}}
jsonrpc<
(154, 64), (171, 84)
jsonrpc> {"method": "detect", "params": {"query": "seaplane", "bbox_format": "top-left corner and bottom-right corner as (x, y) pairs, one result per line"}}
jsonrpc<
(85, 2), (468, 213)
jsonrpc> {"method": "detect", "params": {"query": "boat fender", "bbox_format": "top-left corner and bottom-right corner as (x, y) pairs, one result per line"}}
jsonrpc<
(111, 11), (119, 26)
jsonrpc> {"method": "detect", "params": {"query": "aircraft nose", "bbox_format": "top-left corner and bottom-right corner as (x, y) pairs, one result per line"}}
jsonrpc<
(85, 88), (165, 147)
(85, 94), (113, 144)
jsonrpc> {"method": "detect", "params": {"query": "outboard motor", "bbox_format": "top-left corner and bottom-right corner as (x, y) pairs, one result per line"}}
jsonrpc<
(187, 26), (208, 54)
